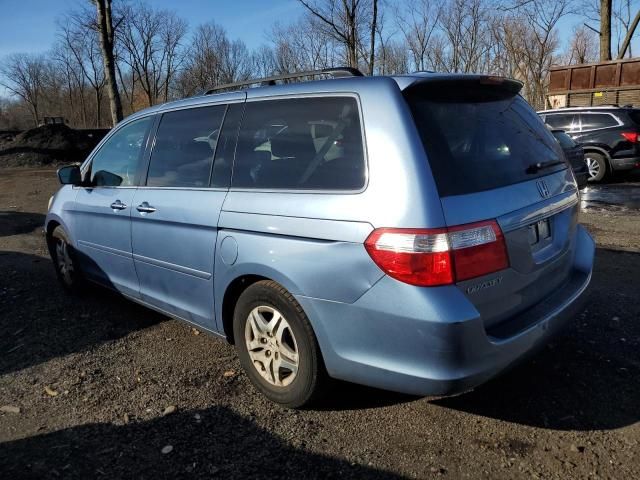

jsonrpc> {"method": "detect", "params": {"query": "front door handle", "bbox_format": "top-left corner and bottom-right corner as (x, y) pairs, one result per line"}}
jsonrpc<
(136, 202), (156, 214)
(110, 200), (127, 211)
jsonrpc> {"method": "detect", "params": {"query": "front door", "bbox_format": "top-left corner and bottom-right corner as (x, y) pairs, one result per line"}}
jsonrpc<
(131, 101), (242, 329)
(73, 116), (154, 297)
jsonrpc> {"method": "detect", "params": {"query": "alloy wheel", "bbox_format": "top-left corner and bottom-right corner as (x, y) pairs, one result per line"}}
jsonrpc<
(244, 305), (299, 387)
(586, 156), (601, 180)
(55, 239), (74, 285)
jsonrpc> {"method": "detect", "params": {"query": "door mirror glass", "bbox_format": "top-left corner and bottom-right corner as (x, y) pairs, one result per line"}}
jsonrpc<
(57, 164), (82, 185)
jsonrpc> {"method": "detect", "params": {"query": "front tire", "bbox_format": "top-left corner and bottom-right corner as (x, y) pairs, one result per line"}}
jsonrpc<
(585, 152), (608, 182)
(233, 280), (328, 408)
(49, 226), (85, 294)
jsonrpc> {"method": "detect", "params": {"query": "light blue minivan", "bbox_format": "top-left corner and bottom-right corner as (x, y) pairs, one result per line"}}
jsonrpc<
(46, 69), (595, 407)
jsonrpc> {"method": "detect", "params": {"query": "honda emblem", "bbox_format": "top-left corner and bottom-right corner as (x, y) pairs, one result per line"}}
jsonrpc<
(536, 180), (550, 198)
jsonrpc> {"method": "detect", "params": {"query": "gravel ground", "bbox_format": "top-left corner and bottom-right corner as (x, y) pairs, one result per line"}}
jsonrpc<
(1, 168), (639, 479)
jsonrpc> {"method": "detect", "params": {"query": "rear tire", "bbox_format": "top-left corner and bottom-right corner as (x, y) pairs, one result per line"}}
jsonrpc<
(49, 226), (85, 294)
(585, 152), (608, 182)
(233, 280), (328, 408)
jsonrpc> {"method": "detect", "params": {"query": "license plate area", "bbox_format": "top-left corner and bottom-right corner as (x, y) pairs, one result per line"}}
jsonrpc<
(528, 218), (552, 247)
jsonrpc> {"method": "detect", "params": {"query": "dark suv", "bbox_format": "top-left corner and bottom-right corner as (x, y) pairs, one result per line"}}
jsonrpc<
(538, 106), (640, 182)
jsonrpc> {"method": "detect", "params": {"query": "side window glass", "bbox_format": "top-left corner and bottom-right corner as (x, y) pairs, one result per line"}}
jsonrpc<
(544, 114), (577, 131)
(233, 97), (365, 190)
(147, 105), (226, 188)
(580, 113), (618, 130)
(90, 117), (152, 187)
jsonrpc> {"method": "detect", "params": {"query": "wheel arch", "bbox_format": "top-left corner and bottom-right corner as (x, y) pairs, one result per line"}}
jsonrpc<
(44, 216), (64, 253)
(220, 274), (269, 344)
(582, 146), (612, 165)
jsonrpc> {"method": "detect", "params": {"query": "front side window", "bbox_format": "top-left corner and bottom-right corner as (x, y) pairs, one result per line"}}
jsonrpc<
(90, 117), (152, 187)
(147, 105), (226, 188)
(233, 96), (365, 190)
(544, 114), (578, 131)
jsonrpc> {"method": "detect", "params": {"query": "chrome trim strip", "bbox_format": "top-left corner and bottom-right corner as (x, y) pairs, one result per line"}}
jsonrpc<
(77, 240), (131, 258)
(132, 253), (212, 280)
(500, 191), (579, 232)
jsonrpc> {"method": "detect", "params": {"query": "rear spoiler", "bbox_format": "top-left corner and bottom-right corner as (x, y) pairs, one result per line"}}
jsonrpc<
(400, 74), (523, 96)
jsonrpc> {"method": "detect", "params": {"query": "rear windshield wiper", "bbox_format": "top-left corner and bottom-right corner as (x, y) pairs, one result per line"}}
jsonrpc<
(526, 160), (565, 174)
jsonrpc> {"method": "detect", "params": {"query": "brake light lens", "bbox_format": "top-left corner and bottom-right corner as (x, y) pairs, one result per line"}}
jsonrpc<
(621, 132), (639, 143)
(364, 220), (508, 287)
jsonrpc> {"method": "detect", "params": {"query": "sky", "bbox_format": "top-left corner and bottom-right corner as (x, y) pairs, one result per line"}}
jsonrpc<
(0, 0), (637, 94)
(0, 0), (302, 58)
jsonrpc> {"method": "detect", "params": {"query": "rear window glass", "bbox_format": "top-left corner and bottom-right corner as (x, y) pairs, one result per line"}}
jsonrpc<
(233, 97), (365, 190)
(627, 110), (640, 124)
(406, 90), (566, 197)
(580, 113), (618, 130)
(147, 105), (225, 187)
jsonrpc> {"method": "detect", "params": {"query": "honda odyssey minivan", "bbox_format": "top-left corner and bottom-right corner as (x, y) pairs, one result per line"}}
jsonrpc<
(46, 69), (595, 407)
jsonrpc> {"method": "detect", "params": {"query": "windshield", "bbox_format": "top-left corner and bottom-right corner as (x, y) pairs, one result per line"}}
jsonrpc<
(406, 89), (566, 197)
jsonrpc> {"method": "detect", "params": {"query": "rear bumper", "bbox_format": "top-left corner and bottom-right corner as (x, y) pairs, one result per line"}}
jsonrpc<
(297, 225), (595, 396)
(610, 155), (640, 171)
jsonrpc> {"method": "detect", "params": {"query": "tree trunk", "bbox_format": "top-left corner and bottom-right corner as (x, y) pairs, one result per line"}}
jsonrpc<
(31, 103), (39, 127)
(95, 88), (102, 128)
(600, 0), (612, 61)
(96, 0), (123, 126)
(368, 0), (377, 75)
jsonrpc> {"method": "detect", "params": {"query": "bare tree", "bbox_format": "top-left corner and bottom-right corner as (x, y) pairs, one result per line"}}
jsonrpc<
(297, 0), (376, 69)
(270, 17), (338, 73)
(397, 0), (442, 72)
(438, 0), (492, 73)
(252, 45), (278, 78)
(565, 25), (599, 64)
(176, 22), (252, 96)
(0, 54), (48, 126)
(616, 1), (640, 58)
(118, 3), (188, 107)
(51, 41), (88, 127)
(59, 15), (107, 127)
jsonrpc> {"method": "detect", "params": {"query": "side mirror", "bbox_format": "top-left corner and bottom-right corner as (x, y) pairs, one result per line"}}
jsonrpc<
(57, 165), (82, 185)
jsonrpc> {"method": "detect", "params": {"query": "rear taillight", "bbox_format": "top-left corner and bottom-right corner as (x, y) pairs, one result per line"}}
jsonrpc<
(364, 220), (508, 287)
(621, 132), (639, 143)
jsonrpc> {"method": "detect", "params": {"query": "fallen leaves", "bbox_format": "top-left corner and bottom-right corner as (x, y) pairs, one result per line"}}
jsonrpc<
(1, 405), (21, 414)
(44, 386), (59, 397)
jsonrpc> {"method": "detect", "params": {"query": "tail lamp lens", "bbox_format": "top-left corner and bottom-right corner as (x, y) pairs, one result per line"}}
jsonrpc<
(364, 220), (508, 287)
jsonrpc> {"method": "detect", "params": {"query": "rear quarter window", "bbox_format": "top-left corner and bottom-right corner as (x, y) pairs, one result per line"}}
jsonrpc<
(406, 90), (566, 197)
(626, 109), (640, 125)
(580, 113), (618, 130)
(232, 96), (366, 190)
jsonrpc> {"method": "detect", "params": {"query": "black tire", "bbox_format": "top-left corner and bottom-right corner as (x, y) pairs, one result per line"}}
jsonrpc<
(233, 280), (329, 408)
(48, 226), (85, 294)
(585, 152), (608, 182)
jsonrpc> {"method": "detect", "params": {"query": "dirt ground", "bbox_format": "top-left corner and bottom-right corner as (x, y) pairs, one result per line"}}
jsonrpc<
(1, 168), (639, 479)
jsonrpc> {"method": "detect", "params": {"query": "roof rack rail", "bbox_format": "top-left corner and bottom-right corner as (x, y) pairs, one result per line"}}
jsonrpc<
(204, 67), (364, 95)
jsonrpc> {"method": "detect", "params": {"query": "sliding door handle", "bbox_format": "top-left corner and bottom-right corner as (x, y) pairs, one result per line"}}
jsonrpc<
(136, 202), (156, 214)
(110, 200), (127, 211)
